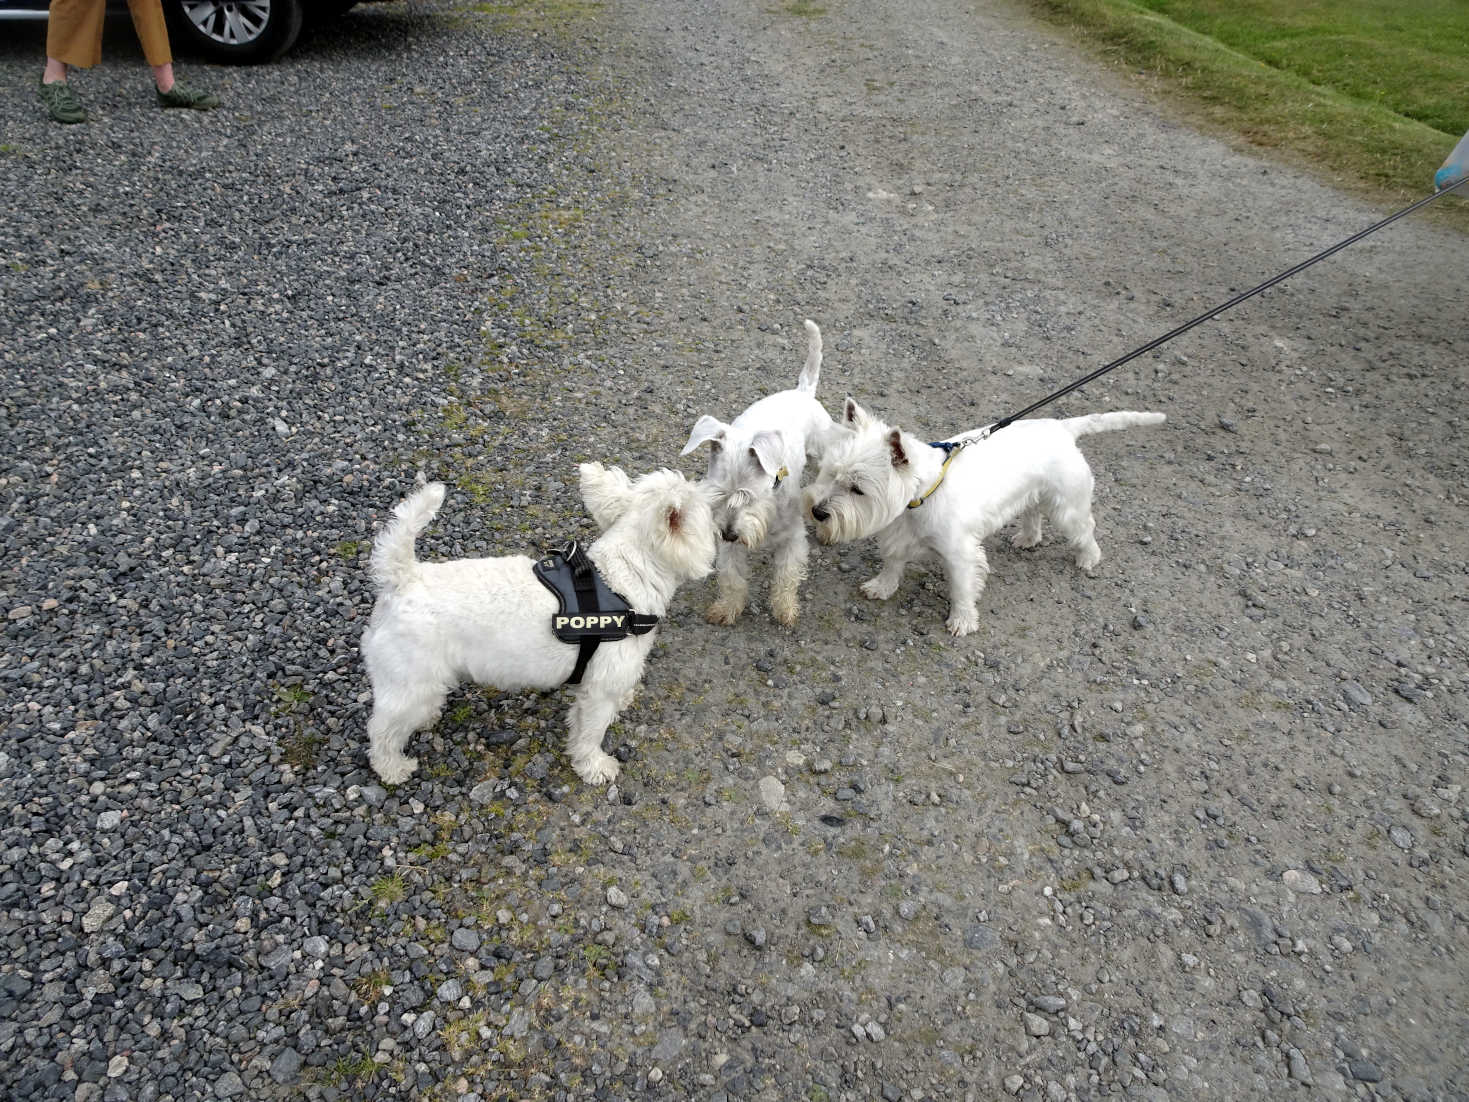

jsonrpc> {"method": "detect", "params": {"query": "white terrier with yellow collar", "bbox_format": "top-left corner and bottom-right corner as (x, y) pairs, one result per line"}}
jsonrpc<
(682, 320), (837, 626)
(362, 464), (715, 786)
(804, 398), (1164, 636)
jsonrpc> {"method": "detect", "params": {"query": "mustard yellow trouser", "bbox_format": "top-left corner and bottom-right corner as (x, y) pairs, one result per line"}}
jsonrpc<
(47, 0), (173, 69)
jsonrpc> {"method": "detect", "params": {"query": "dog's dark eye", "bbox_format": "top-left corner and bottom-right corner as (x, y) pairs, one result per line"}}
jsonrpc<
(850, 485), (864, 496)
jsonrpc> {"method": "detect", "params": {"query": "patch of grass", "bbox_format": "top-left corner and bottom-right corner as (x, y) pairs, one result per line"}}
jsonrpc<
(320, 1051), (380, 1087)
(334, 539), (364, 561)
(774, 1), (827, 15)
(370, 873), (409, 906)
(1016, 0), (1469, 220)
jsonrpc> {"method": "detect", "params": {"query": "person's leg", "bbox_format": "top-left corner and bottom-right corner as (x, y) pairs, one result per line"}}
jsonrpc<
(39, 0), (103, 121)
(127, 0), (219, 109)
(124, 0), (173, 72)
(44, 0), (106, 76)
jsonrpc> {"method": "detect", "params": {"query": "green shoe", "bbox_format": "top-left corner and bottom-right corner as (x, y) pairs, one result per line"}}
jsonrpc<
(39, 80), (87, 124)
(157, 82), (219, 110)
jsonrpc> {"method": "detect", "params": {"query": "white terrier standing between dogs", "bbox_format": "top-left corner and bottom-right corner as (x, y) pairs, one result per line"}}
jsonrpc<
(361, 464), (716, 786)
(804, 399), (1165, 636)
(682, 319), (836, 626)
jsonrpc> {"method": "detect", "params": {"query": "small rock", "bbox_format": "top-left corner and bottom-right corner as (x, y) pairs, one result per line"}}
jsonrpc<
(1340, 681), (1371, 708)
(216, 1071), (246, 1099)
(606, 886), (630, 908)
(1030, 995), (1067, 1014)
(468, 781), (497, 805)
(268, 1048), (302, 1085)
(436, 979), (463, 1003)
(1389, 825), (1414, 850)
(81, 900), (116, 934)
(1005, 1074), (1024, 1094)
(1348, 1059), (1383, 1083)
(1287, 1047), (1312, 1084)
(865, 1021), (886, 1042)
(303, 936), (329, 959)
(1282, 869), (1322, 894)
(96, 811), (122, 831)
(757, 776), (787, 812)
(1170, 871), (1188, 895)
(451, 928), (481, 952)
(1023, 1012), (1050, 1037)
(744, 926), (767, 949)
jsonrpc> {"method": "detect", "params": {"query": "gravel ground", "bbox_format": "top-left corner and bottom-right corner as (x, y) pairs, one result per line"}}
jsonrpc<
(3, 1), (1467, 1101)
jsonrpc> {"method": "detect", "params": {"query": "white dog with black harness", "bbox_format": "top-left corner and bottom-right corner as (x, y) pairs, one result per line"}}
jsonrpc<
(361, 464), (716, 785)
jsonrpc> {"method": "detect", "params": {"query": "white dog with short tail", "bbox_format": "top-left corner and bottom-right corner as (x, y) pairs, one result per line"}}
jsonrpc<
(362, 464), (715, 786)
(804, 399), (1164, 636)
(682, 319), (836, 626)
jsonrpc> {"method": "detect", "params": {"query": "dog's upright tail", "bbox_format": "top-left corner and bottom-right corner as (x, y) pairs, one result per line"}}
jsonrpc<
(796, 319), (823, 394)
(1062, 411), (1166, 439)
(370, 482), (447, 594)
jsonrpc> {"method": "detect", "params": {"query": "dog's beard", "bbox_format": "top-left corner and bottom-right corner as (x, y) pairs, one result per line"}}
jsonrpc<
(805, 490), (887, 545)
(715, 491), (776, 549)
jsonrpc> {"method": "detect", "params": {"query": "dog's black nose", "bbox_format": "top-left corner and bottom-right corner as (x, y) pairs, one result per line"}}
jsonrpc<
(811, 504), (829, 523)
(722, 528), (739, 542)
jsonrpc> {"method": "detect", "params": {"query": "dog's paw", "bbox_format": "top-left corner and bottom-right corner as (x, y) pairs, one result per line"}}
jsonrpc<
(574, 752), (621, 786)
(770, 591), (800, 627)
(371, 754), (419, 786)
(945, 611), (979, 637)
(705, 599), (744, 626)
(1011, 530), (1043, 550)
(861, 576), (899, 601)
(1076, 548), (1102, 573)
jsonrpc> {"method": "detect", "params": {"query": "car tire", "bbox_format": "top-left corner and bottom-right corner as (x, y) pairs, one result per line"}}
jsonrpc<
(164, 0), (305, 64)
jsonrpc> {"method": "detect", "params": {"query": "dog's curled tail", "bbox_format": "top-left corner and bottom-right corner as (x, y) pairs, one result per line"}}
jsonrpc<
(370, 481), (447, 594)
(796, 319), (823, 394)
(1063, 411), (1166, 439)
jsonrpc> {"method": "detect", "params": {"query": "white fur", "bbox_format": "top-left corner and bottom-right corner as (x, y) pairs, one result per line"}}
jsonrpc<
(804, 399), (1164, 636)
(681, 319), (837, 625)
(361, 465), (716, 786)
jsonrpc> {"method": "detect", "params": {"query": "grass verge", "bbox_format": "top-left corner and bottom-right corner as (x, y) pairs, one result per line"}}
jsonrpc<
(1015, 0), (1468, 226)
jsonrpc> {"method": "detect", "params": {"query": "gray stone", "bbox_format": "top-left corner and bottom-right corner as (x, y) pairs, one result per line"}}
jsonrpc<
(1287, 1048), (1312, 1084)
(268, 1048), (301, 1085)
(1023, 1012), (1050, 1037)
(216, 1071), (246, 1098)
(451, 927), (481, 952)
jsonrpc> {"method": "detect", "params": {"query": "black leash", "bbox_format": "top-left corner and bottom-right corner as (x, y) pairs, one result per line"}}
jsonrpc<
(979, 175), (1468, 439)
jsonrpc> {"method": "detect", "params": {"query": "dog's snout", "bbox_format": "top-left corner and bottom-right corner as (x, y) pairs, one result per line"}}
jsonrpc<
(810, 503), (829, 523)
(721, 527), (739, 542)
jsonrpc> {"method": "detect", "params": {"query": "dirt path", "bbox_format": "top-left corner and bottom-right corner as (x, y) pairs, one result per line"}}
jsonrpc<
(511, 0), (1469, 1096)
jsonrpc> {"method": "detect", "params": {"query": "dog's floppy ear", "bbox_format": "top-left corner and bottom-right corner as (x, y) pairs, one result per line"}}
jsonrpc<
(681, 415), (729, 456)
(843, 397), (871, 428)
(579, 462), (634, 530)
(748, 430), (785, 476)
(886, 429), (910, 468)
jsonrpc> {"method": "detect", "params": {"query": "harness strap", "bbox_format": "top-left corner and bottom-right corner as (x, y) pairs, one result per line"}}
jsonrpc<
(533, 541), (660, 686)
(567, 547), (601, 686)
(907, 441), (967, 510)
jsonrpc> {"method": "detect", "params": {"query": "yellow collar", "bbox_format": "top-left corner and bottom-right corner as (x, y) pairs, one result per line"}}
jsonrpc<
(772, 465), (789, 489)
(907, 442), (966, 510)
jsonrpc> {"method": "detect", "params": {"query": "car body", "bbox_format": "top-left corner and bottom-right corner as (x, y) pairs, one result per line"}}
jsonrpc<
(0, 0), (359, 63)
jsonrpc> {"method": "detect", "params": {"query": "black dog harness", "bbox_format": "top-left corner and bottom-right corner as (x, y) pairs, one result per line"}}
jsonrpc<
(532, 541), (658, 685)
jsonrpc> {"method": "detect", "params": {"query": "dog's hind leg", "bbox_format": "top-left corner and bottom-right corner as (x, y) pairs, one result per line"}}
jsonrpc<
(1011, 506), (1045, 550)
(367, 683), (446, 784)
(566, 690), (623, 785)
(1049, 496), (1101, 572)
(706, 541), (751, 625)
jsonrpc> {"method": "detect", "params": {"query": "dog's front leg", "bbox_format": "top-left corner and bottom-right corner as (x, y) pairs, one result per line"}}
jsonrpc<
(565, 687), (624, 785)
(941, 543), (988, 637)
(860, 554), (907, 601)
(767, 526), (809, 626)
(706, 541), (751, 625)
